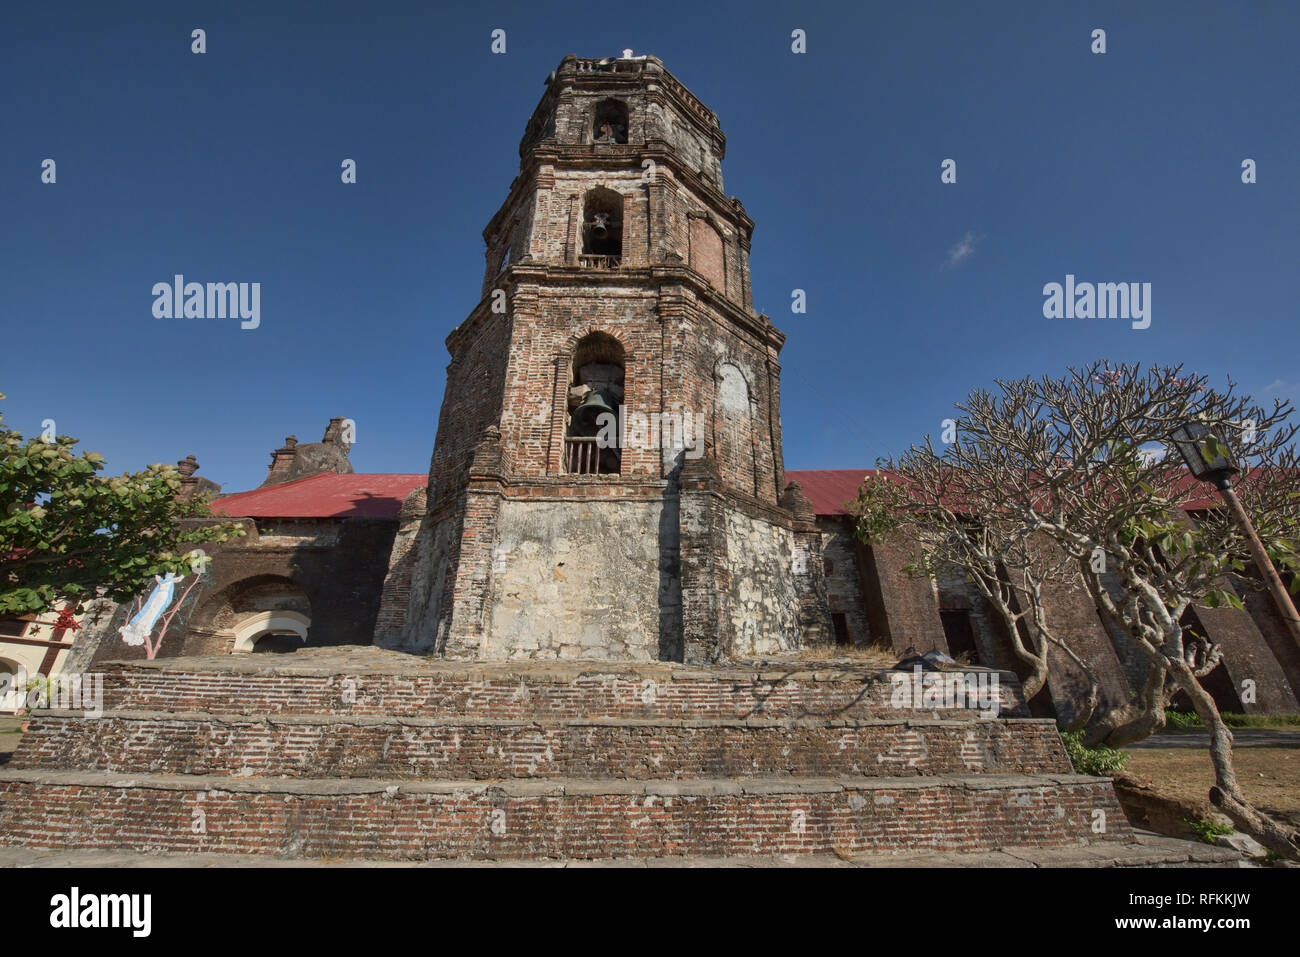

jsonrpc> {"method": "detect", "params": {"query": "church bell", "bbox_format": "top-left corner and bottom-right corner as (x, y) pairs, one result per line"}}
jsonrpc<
(571, 390), (615, 436)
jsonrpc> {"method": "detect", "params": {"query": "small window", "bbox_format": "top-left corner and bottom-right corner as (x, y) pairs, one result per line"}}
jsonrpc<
(823, 557), (834, 576)
(593, 99), (629, 144)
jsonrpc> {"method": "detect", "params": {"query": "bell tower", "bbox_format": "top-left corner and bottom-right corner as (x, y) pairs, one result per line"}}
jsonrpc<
(377, 53), (830, 662)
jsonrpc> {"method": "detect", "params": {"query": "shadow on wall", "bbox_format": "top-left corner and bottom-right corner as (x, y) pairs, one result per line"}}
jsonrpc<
(658, 454), (684, 661)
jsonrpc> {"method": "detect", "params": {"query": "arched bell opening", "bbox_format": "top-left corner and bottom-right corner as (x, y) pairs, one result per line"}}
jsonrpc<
(566, 332), (625, 475)
(580, 188), (623, 268)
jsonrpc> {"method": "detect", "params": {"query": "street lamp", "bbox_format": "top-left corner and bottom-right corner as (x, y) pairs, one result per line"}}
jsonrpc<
(1170, 421), (1300, 648)
(1170, 422), (1237, 489)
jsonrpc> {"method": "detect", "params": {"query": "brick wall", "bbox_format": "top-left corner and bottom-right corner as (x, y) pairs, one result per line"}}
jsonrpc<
(14, 714), (1071, 780)
(0, 774), (1127, 860)
(87, 661), (1031, 720)
(858, 532), (948, 656)
(1238, 576), (1300, 697)
(820, 517), (873, 647)
(689, 216), (724, 289)
(427, 302), (513, 513)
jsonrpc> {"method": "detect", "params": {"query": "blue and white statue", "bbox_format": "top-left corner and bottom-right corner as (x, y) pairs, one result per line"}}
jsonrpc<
(118, 572), (184, 647)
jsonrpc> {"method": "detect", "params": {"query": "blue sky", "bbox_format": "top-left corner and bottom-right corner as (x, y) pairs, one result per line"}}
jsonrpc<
(2, 1), (1297, 493)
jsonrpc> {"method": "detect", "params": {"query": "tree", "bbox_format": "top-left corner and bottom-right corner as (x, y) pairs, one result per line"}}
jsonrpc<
(853, 362), (1300, 860)
(852, 471), (1102, 731)
(0, 392), (244, 615)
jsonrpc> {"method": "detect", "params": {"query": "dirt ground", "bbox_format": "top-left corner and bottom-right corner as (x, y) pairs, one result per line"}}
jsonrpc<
(1124, 742), (1300, 828)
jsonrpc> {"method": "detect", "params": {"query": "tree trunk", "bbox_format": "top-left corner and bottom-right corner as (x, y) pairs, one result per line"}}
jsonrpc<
(1016, 652), (1049, 702)
(1089, 661), (1168, 747)
(1168, 658), (1300, 861)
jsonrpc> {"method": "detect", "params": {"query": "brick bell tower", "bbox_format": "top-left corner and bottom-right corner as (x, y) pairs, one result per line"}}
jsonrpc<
(377, 52), (829, 662)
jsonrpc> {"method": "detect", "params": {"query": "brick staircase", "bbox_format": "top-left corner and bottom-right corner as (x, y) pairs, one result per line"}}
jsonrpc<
(0, 651), (1132, 861)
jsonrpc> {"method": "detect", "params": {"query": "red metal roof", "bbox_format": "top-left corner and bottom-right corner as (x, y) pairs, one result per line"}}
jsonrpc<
(784, 469), (879, 517)
(784, 467), (1266, 516)
(209, 473), (425, 519)
(205, 467), (1255, 521)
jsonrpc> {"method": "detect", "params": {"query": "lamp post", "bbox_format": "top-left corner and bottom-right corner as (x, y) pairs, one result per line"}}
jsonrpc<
(1170, 422), (1300, 648)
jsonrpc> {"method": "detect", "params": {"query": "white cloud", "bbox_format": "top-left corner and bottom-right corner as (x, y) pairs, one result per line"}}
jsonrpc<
(943, 231), (979, 269)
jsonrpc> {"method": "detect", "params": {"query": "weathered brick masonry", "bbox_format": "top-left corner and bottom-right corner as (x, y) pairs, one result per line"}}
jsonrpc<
(0, 652), (1129, 860)
(13, 714), (1071, 780)
(84, 658), (1027, 720)
(373, 53), (823, 663)
(0, 773), (1125, 860)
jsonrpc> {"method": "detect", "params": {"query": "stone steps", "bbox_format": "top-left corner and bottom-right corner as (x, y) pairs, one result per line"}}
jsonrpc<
(92, 657), (1026, 720)
(10, 709), (1071, 779)
(0, 769), (1129, 860)
(0, 653), (1128, 861)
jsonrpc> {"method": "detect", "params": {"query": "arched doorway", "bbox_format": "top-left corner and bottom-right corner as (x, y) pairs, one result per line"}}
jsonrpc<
(190, 576), (313, 655)
(230, 611), (311, 653)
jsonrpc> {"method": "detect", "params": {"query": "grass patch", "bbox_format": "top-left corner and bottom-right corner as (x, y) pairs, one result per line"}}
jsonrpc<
(1061, 730), (1130, 776)
(1164, 709), (1300, 730)
(1165, 710), (1202, 730)
(1186, 818), (1234, 844)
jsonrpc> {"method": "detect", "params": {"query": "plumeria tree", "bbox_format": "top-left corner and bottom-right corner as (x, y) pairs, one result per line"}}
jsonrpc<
(0, 391), (244, 616)
(853, 362), (1300, 860)
(852, 472), (1101, 730)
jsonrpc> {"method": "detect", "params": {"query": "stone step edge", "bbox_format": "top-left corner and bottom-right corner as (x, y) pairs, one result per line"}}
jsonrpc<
(0, 832), (1242, 868)
(0, 768), (1109, 797)
(28, 709), (1057, 730)
(97, 659), (1016, 685)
